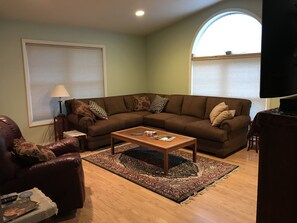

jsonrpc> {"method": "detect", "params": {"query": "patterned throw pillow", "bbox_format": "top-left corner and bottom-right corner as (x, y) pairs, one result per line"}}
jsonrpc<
(13, 138), (56, 164)
(89, 100), (108, 120)
(72, 99), (95, 120)
(133, 96), (151, 111)
(149, 95), (169, 113)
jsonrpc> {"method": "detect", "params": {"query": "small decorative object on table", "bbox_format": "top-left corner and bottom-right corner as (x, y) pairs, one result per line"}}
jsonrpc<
(144, 131), (157, 137)
(2, 199), (39, 222)
(154, 135), (176, 142)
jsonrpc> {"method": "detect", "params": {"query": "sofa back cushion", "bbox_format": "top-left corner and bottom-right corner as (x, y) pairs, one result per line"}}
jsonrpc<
(65, 98), (105, 114)
(104, 96), (127, 115)
(204, 97), (244, 119)
(124, 96), (135, 112)
(181, 95), (207, 119)
(90, 98), (105, 109)
(163, 95), (184, 114)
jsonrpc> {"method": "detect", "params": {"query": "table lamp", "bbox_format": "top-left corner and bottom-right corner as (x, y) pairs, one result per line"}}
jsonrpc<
(51, 84), (70, 114)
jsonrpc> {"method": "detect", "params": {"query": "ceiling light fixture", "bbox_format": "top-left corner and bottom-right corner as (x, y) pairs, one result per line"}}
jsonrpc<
(135, 10), (145, 17)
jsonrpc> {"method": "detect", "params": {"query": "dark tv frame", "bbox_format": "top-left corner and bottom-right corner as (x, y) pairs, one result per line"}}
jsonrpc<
(260, 0), (297, 99)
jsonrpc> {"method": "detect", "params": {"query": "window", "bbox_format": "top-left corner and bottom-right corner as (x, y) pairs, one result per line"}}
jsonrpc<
(191, 12), (265, 119)
(22, 39), (106, 127)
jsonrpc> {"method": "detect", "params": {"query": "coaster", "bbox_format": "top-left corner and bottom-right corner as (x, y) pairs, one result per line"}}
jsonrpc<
(19, 191), (33, 199)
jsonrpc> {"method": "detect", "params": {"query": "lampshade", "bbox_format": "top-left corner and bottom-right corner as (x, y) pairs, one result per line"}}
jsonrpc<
(51, 84), (70, 98)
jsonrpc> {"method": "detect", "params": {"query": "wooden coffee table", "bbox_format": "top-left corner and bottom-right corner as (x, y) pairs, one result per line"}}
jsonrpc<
(111, 126), (197, 175)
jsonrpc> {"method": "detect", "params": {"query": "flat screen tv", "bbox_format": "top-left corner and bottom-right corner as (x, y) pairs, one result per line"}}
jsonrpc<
(260, 0), (297, 99)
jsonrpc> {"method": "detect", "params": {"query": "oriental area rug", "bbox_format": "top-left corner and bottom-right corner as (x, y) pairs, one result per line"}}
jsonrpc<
(83, 143), (238, 203)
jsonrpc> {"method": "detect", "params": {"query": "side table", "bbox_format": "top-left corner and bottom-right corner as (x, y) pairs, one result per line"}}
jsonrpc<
(63, 130), (87, 150)
(1, 188), (58, 223)
(247, 121), (259, 153)
(53, 114), (68, 141)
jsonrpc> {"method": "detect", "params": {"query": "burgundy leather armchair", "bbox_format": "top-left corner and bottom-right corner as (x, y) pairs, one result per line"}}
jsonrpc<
(0, 115), (85, 213)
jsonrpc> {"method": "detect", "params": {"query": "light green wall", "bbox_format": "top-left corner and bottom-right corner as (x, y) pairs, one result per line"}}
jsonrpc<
(0, 20), (147, 144)
(0, 0), (280, 144)
(146, 0), (262, 95)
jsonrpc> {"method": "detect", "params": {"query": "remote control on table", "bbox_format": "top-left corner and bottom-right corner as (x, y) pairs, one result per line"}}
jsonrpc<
(1, 192), (18, 204)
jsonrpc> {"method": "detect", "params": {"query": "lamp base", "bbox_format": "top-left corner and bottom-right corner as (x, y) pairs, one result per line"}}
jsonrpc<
(58, 99), (63, 114)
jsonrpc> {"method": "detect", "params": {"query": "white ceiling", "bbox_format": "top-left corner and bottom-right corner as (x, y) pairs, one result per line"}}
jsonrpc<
(0, 0), (221, 36)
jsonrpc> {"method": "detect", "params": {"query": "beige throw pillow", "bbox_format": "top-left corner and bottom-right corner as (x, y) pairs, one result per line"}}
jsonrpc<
(209, 102), (229, 123)
(212, 110), (236, 127)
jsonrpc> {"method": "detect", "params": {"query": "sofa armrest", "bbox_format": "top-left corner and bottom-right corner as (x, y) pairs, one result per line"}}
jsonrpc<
(79, 116), (94, 128)
(44, 137), (80, 156)
(220, 115), (251, 133)
(67, 113), (94, 131)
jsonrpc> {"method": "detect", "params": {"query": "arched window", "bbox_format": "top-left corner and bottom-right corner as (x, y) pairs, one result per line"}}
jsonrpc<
(191, 12), (265, 119)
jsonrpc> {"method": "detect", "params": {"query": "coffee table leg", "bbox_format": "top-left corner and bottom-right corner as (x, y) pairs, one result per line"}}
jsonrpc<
(111, 137), (115, 154)
(164, 152), (168, 175)
(193, 140), (197, 162)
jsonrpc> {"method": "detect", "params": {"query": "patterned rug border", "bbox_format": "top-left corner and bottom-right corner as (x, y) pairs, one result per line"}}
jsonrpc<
(82, 143), (239, 203)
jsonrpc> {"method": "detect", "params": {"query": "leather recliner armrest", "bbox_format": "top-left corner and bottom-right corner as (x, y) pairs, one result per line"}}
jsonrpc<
(27, 153), (83, 174)
(15, 153), (83, 183)
(13, 153), (85, 212)
(44, 137), (80, 156)
(220, 115), (251, 133)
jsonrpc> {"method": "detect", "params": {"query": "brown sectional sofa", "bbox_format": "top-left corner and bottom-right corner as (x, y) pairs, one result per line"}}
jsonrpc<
(65, 93), (251, 158)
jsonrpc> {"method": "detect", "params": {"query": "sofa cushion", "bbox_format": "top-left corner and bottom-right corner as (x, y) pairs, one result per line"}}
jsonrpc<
(72, 99), (95, 120)
(209, 102), (228, 123)
(104, 96), (128, 115)
(163, 95), (184, 114)
(131, 111), (152, 117)
(133, 96), (151, 111)
(89, 100), (108, 120)
(149, 95), (169, 113)
(185, 120), (228, 142)
(212, 110), (235, 127)
(165, 115), (201, 134)
(181, 95), (206, 119)
(204, 97), (243, 119)
(124, 96), (135, 112)
(88, 117), (126, 136)
(111, 113), (143, 128)
(143, 113), (178, 129)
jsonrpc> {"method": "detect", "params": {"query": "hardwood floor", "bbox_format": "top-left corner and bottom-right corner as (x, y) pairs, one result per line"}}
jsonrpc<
(55, 147), (259, 223)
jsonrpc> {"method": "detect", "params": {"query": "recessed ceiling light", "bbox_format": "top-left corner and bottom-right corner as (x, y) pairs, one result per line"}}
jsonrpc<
(135, 10), (145, 17)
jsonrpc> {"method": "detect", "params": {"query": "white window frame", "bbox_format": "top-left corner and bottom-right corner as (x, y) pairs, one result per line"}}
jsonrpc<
(190, 11), (267, 119)
(22, 39), (107, 127)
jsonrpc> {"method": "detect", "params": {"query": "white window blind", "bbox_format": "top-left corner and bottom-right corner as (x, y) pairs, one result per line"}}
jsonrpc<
(192, 56), (266, 119)
(22, 40), (106, 126)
